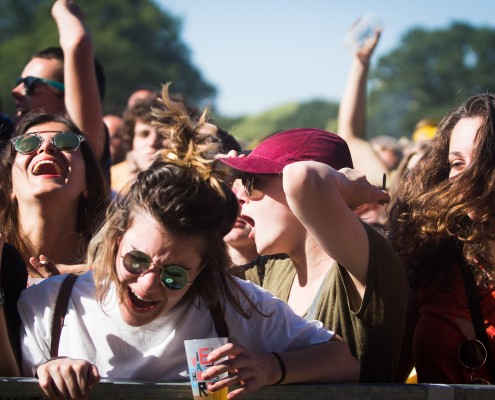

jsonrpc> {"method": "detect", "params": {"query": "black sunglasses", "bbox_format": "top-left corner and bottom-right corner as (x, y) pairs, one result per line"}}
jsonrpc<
(11, 131), (86, 155)
(122, 250), (191, 291)
(15, 76), (65, 95)
(241, 175), (267, 200)
(458, 338), (491, 384)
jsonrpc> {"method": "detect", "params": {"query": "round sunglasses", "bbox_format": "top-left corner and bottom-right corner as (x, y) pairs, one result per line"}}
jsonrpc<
(15, 76), (65, 96)
(11, 131), (86, 155)
(122, 249), (191, 291)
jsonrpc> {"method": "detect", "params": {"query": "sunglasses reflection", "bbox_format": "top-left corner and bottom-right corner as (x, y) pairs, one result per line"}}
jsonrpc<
(11, 131), (85, 155)
(123, 250), (190, 291)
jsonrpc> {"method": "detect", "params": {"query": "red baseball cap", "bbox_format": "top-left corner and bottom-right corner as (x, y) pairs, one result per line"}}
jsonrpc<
(219, 128), (353, 174)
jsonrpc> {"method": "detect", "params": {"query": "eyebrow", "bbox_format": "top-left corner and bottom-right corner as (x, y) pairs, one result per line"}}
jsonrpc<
(448, 151), (464, 158)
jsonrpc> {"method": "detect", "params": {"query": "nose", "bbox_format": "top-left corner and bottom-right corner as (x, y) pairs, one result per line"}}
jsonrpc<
(11, 83), (24, 100)
(36, 136), (56, 155)
(231, 179), (247, 204)
(137, 265), (163, 290)
(149, 129), (163, 149)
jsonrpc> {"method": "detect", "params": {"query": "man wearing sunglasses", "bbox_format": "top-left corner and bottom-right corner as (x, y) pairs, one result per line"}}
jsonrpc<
(11, 0), (107, 165)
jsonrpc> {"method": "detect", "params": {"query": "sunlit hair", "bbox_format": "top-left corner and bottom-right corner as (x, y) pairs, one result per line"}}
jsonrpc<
(0, 111), (110, 263)
(388, 93), (495, 288)
(89, 84), (256, 317)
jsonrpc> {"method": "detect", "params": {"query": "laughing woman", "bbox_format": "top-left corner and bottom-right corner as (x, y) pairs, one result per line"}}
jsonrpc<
(0, 111), (109, 284)
(389, 94), (495, 383)
(18, 86), (359, 400)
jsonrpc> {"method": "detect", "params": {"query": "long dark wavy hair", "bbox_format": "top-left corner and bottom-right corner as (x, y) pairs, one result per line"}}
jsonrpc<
(90, 84), (257, 318)
(388, 93), (495, 289)
(1, 111), (110, 263)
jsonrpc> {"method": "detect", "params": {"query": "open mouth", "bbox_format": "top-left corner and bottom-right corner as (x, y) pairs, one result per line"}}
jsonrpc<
(127, 287), (159, 311)
(240, 215), (255, 228)
(234, 217), (247, 227)
(32, 159), (63, 176)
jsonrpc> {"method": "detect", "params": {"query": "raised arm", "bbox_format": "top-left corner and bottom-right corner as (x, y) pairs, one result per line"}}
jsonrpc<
(282, 161), (389, 295)
(338, 28), (389, 186)
(51, 0), (105, 160)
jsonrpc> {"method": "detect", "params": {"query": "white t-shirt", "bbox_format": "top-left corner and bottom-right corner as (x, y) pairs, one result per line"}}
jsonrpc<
(19, 271), (333, 380)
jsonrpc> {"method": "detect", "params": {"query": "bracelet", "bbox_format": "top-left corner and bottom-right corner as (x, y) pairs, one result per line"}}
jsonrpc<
(271, 352), (286, 385)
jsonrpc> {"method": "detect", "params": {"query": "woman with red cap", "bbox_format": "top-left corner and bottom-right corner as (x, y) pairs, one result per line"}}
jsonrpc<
(219, 129), (408, 382)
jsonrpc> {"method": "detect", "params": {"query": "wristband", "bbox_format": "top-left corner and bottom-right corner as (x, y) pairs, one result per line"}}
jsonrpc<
(271, 352), (286, 385)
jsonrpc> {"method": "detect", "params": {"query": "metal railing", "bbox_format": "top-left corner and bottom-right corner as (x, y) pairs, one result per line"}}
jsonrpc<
(1, 378), (494, 400)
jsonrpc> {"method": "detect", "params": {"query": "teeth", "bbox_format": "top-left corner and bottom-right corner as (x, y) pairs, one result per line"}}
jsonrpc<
(32, 159), (62, 175)
(130, 288), (154, 303)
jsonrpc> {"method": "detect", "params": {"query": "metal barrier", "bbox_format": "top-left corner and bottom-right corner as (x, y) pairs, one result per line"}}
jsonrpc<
(0, 378), (494, 400)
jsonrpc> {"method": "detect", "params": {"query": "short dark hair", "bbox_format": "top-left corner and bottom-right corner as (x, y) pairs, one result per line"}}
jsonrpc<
(33, 46), (106, 101)
(216, 127), (242, 153)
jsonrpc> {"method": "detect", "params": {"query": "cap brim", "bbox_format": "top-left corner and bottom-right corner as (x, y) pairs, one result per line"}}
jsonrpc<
(218, 156), (284, 175)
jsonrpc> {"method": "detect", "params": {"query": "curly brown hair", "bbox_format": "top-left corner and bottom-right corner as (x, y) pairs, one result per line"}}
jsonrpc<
(388, 93), (495, 288)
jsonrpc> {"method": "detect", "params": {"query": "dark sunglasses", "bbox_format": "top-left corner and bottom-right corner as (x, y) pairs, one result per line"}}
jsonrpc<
(458, 338), (491, 384)
(11, 131), (86, 155)
(15, 76), (65, 95)
(122, 250), (191, 291)
(241, 175), (265, 200)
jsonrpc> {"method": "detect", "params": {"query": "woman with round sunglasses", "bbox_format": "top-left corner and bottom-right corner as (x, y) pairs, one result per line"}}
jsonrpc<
(18, 87), (359, 399)
(0, 111), (109, 284)
(389, 93), (495, 384)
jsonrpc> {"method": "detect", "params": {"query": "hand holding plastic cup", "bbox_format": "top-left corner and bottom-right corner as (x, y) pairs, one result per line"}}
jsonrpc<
(342, 12), (383, 53)
(184, 337), (228, 400)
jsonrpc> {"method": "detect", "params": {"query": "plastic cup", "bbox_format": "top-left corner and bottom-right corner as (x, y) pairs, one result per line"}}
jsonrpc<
(342, 12), (383, 53)
(184, 337), (228, 400)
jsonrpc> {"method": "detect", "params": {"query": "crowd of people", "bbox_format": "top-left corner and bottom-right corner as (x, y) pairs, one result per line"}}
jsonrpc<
(1, 1), (495, 398)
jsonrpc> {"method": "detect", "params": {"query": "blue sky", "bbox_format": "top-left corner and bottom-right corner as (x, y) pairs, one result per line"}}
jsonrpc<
(158, 1), (495, 117)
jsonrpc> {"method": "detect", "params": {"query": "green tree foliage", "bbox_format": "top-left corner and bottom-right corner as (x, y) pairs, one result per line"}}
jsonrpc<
(219, 99), (339, 147)
(0, 0), (215, 116)
(368, 21), (495, 139)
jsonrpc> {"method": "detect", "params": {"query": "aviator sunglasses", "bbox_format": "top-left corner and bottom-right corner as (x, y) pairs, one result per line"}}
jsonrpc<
(458, 338), (491, 384)
(15, 76), (65, 96)
(122, 249), (191, 291)
(11, 131), (86, 155)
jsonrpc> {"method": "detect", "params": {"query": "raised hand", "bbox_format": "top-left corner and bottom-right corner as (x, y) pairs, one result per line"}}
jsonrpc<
(29, 255), (59, 279)
(338, 167), (390, 210)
